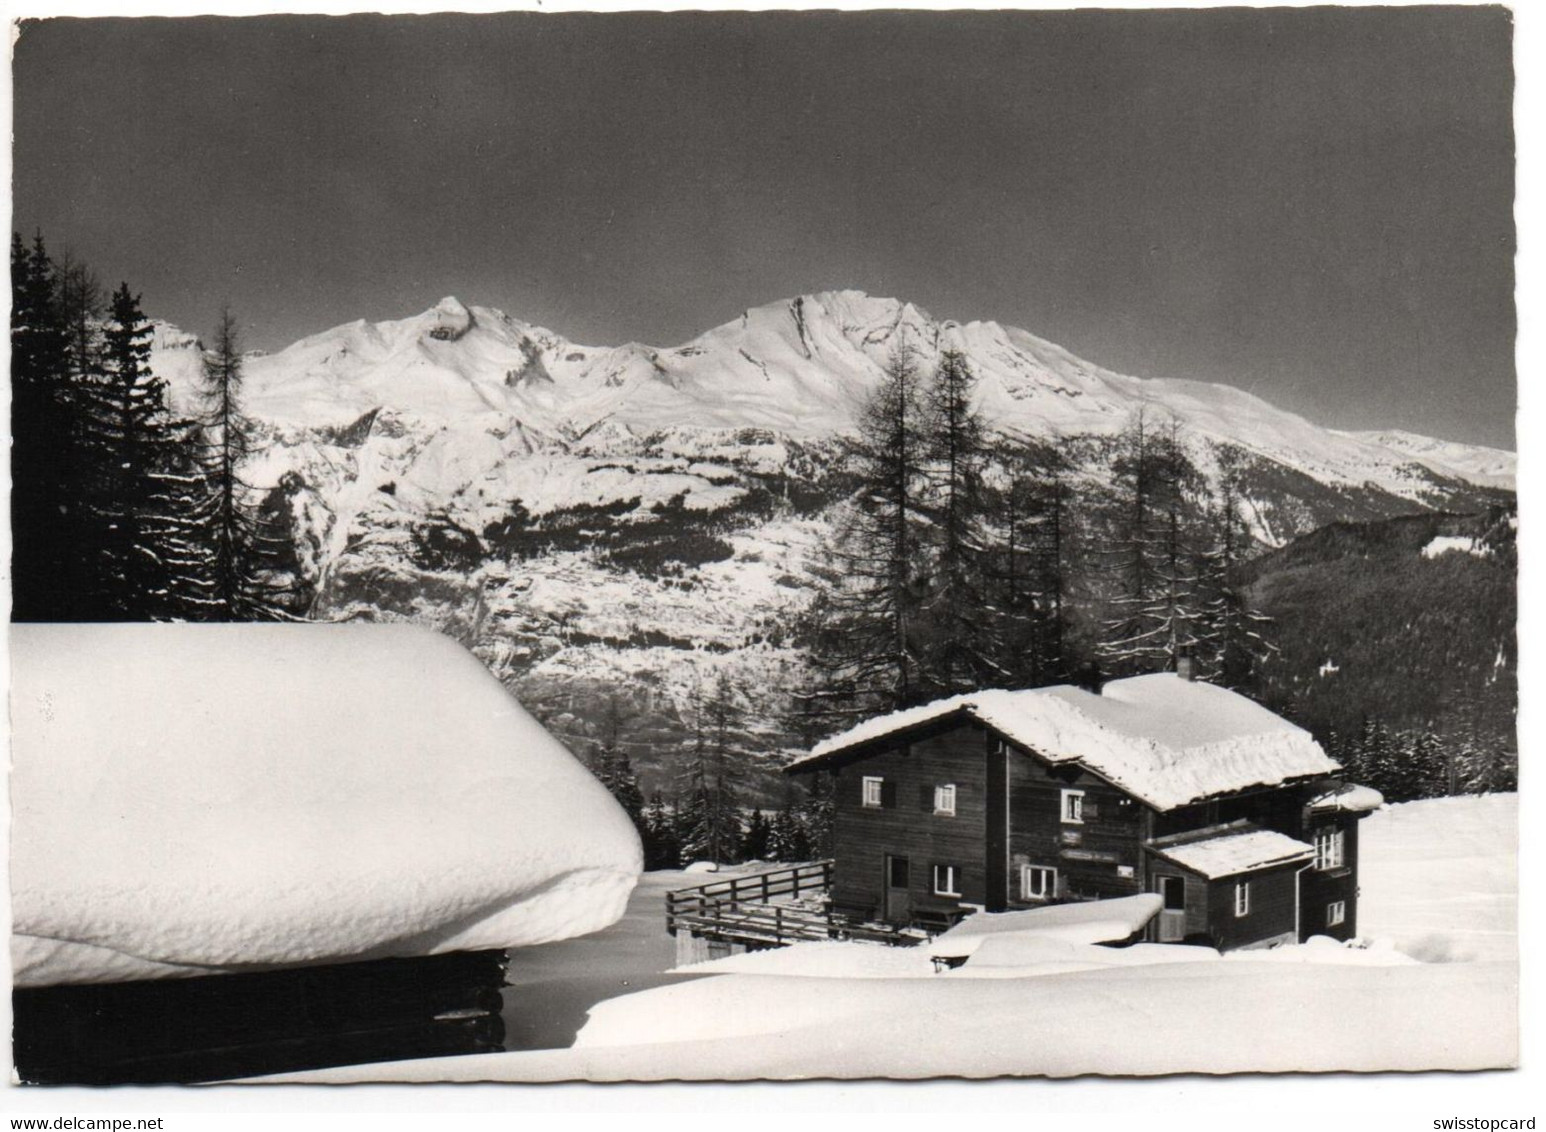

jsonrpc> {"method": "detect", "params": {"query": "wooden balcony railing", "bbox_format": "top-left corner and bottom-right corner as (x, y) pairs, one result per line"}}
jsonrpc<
(666, 860), (912, 949)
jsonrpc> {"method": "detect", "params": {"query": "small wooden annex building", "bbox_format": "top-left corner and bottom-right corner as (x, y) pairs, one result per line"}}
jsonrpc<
(786, 666), (1382, 951)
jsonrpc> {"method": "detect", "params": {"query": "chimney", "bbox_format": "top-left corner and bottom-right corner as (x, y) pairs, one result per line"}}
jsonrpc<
(1072, 660), (1105, 695)
(1175, 650), (1197, 682)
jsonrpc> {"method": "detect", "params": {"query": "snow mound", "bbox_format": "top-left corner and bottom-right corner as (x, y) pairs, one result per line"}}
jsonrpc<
(958, 935), (1220, 975)
(930, 894), (1163, 959)
(672, 939), (937, 979)
(9, 623), (642, 987)
(1220, 936), (1416, 967)
(794, 674), (1339, 811)
(556, 960), (1515, 1075)
(1358, 794), (1516, 964)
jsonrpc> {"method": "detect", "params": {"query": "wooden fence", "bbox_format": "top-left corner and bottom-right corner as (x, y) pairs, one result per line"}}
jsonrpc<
(666, 861), (911, 951)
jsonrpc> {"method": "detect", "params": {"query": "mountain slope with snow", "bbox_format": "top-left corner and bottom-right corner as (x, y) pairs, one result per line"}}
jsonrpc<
(224, 291), (1510, 503)
(145, 293), (1513, 794)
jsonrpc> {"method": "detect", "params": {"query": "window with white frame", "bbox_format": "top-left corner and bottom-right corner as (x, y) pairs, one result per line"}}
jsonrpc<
(862, 776), (884, 808)
(1234, 880), (1251, 917)
(1327, 900), (1346, 927)
(933, 783), (957, 816)
(932, 863), (962, 898)
(1061, 788), (1085, 824)
(1313, 827), (1345, 870)
(1020, 864), (1057, 901)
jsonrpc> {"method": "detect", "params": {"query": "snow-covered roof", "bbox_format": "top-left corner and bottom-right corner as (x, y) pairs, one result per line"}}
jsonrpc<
(787, 674), (1340, 811)
(929, 894), (1163, 958)
(1147, 825), (1315, 879)
(9, 623), (642, 987)
(1308, 781), (1385, 814)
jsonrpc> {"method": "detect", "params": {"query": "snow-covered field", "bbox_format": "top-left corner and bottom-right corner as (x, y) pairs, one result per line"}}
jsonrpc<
(1358, 793), (1517, 963)
(266, 793), (1517, 1081)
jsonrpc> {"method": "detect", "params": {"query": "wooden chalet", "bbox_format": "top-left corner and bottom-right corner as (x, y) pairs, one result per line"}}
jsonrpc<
(786, 662), (1381, 951)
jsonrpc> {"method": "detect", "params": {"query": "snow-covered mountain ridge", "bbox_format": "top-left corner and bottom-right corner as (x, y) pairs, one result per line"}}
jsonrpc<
(216, 290), (1510, 499)
(145, 293), (1513, 794)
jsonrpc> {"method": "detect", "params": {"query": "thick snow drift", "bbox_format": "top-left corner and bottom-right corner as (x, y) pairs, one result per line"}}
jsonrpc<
(1357, 793), (1516, 964)
(9, 624), (642, 987)
(261, 795), (1516, 1081)
(274, 960), (1514, 1080)
(792, 674), (1340, 811)
(929, 894), (1163, 958)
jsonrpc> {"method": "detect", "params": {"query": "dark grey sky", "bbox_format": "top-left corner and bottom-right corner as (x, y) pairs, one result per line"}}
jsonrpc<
(11, 8), (1516, 448)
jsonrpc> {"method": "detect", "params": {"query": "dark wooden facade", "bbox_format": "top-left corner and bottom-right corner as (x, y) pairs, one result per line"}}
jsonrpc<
(1298, 812), (1361, 942)
(830, 722), (991, 923)
(805, 710), (1370, 951)
(12, 950), (508, 1085)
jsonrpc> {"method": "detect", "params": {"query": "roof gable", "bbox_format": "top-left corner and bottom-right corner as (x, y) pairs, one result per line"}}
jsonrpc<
(786, 674), (1340, 811)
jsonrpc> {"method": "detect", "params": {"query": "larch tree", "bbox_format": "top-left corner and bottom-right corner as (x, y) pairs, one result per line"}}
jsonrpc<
(56, 247), (104, 379)
(193, 307), (308, 620)
(675, 674), (745, 865)
(807, 346), (932, 719)
(1097, 411), (1204, 675)
(919, 348), (994, 696)
(1192, 453), (1276, 690)
(985, 439), (1076, 688)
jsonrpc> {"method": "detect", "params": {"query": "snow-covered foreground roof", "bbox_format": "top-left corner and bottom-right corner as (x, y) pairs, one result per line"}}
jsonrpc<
(1148, 826), (1315, 879)
(789, 674), (1340, 810)
(9, 624), (642, 987)
(929, 894), (1163, 959)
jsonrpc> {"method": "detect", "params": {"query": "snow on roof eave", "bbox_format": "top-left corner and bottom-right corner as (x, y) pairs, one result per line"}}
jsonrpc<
(784, 701), (981, 774)
(1308, 782), (1385, 814)
(1142, 769), (1336, 814)
(1149, 844), (1314, 879)
(789, 713), (1334, 813)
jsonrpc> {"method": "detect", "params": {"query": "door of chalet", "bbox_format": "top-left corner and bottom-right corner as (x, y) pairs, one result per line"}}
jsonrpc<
(1154, 874), (1187, 942)
(884, 855), (912, 923)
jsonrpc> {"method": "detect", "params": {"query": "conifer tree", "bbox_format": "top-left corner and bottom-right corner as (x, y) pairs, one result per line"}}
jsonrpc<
(674, 674), (745, 864)
(191, 307), (308, 619)
(1098, 412), (1204, 675)
(10, 232), (86, 619)
(1192, 457), (1276, 689)
(986, 440), (1075, 687)
(808, 347), (931, 718)
(767, 805), (811, 863)
(56, 247), (104, 378)
(642, 793), (682, 871)
(76, 283), (177, 617)
(588, 696), (646, 826)
(919, 348), (994, 694)
(793, 771), (836, 859)
(739, 808), (772, 861)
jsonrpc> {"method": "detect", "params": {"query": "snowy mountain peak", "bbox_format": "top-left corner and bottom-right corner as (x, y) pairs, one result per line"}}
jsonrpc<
(148, 291), (1514, 508)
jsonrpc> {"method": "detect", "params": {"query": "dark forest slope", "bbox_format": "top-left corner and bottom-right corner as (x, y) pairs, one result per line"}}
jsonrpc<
(1240, 506), (1516, 797)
